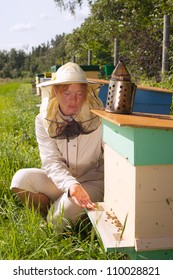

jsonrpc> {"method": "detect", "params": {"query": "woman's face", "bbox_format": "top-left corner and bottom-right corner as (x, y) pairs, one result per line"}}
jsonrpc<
(56, 83), (87, 116)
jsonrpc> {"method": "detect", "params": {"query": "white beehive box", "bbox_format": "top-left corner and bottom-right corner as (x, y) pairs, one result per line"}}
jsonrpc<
(88, 110), (173, 255)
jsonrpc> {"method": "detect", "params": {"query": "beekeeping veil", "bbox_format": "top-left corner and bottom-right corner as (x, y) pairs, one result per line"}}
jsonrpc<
(37, 62), (103, 140)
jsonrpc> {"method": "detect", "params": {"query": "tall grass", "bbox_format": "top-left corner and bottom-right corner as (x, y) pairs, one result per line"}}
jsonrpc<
(0, 81), (124, 260)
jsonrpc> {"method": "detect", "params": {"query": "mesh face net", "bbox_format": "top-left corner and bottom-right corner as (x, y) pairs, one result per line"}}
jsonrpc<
(45, 115), (101, 140)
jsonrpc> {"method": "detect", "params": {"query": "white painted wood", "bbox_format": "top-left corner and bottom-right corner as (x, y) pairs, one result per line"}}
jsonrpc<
(102, 144), (173, 251)
(136, 165), (173, 239)
(88, 202), (134, 251)
(104, 144), (136, 242)
(135, 237), (173, 251)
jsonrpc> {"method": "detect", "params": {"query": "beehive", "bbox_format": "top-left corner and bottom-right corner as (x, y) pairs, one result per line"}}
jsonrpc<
(88, 110), (173, 259)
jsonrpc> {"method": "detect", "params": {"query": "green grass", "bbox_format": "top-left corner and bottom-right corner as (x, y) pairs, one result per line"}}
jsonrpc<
(0, 81), (125, 260)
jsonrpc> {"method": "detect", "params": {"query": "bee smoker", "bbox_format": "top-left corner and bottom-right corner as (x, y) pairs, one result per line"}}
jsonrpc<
(105, 61), (136, 114)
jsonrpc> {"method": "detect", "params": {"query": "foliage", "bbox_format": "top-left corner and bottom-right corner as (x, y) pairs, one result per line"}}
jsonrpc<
(64, 0), (173, 80)
(0, 81), (126, 260)
(0, 49), (26, 79)
(0, 34), (66, 79)
(0, 0), (173, 82)
(54, 0), (95, 14)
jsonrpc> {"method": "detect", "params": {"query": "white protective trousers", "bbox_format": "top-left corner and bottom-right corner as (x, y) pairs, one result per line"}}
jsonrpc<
(10, 167), (104, 226)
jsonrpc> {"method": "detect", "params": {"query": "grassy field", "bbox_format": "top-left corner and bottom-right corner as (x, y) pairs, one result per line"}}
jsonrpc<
(0, 81), (126, 260)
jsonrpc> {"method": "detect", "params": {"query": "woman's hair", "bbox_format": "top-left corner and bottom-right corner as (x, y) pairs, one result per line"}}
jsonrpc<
(52, 83), (88, 100)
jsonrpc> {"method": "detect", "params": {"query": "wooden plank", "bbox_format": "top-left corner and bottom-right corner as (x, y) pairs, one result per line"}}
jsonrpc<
(103, 121), (173, 165)
(90, 78), (173, 93)
(89, 78), (173, 94)
(87, 202), (134, 252)
(135, 237), (173, 251)
(134, 90), (172, 105)
(137, 85), (173, 94)
(133, 103), (171, 115)
(91, 109), (173, 130)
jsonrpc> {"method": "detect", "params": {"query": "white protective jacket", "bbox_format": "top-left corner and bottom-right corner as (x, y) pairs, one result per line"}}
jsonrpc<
(35, 113), (104, 194)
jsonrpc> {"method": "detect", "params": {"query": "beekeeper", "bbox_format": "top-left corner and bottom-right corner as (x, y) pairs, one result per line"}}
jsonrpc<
(10, 62), (104, 229)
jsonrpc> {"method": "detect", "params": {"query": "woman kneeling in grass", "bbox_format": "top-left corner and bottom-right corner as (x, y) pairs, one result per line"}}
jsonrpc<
(10, 62), (104, 230)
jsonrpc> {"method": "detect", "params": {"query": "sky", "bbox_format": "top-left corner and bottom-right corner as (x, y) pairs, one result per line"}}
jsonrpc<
(0, 0), (90, 52)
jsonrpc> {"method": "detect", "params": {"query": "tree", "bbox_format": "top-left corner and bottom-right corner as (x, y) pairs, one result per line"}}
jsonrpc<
(50, 34), (66, 65)
(0, 51), (9, 71)
(54, 0), (95, 14)
(64, 0), (173, 79)
(1, 0), (173, 81)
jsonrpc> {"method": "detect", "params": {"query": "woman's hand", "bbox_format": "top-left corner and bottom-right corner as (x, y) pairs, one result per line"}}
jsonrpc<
(69, 184), (95, 210)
